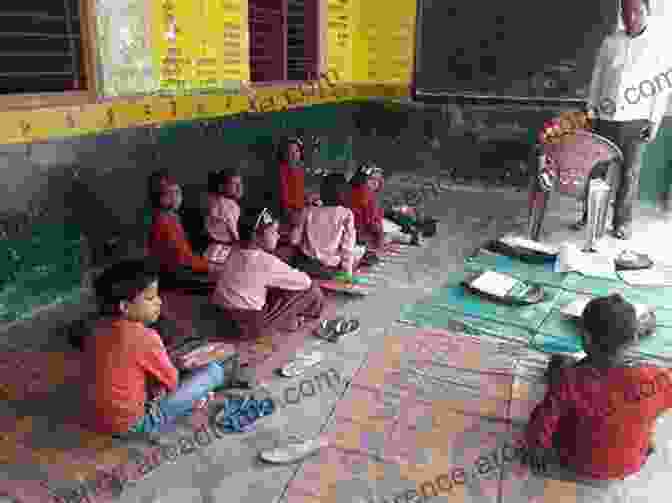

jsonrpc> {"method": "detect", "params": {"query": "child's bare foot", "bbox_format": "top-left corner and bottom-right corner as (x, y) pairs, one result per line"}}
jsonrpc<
(194, 392), (215, 411)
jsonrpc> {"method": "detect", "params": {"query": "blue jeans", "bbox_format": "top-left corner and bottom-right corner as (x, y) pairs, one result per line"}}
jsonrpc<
(129, 361), (231, 434)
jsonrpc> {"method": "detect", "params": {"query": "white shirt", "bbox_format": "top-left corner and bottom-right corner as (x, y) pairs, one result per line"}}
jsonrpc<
(588, 22), (671, 124)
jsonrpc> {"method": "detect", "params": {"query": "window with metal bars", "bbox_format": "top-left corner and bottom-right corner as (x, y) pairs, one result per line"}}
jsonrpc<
(0, 1), (86, 95)
(249, 0), (318, 83)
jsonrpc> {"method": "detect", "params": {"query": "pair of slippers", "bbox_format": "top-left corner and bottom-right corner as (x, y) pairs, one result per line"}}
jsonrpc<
(278, 318), (360, 378)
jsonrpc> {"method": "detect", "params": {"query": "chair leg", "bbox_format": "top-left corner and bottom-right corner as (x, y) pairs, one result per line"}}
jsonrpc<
(528, 190), (549, 241)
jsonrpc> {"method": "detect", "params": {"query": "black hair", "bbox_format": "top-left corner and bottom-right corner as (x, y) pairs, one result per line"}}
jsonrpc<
(350, 162), (377, 187)
(94, 258), (160, 316)
(320, 173), (348, 206)
(208, 168), (241, 194)
(147, 169), (176, 209)
(582, 293), (638, 354)
(277, 137), (304, 163)
(238, 206), (275, 242)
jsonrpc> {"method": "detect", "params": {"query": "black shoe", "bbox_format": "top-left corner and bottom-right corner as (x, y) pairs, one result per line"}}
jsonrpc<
(612, 225), (632, 240)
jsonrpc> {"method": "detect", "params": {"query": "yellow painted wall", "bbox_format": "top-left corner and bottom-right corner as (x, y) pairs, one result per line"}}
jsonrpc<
(149, 0), (249, 92)
(349, 0), (417, 83)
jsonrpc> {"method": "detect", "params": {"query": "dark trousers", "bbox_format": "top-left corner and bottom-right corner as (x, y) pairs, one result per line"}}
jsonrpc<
(292, 252), (340, 280)
(588, 119), (648, 228)
(216, 283), (325, 341)
(158, 266), (214, 293)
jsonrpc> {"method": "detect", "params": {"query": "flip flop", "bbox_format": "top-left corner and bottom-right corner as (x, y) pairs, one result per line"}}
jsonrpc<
(280, 351), (324, 377)
(259, 436), (328, 464)
(314, 318), (361, 343)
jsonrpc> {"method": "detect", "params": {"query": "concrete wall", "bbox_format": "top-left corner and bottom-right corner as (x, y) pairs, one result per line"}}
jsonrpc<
(0, 100), (548, 328)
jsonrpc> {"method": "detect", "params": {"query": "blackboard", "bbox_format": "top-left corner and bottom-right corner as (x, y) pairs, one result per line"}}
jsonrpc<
(413, 0), (619, 103)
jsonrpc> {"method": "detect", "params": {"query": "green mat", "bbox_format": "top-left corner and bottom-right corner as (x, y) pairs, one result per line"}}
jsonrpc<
(398, 309), (533, 346)
(400, 270), (562, 334)
(533, 289), (672, 359)
(561, 273), (672, 309)
(465, 250), (568, 288)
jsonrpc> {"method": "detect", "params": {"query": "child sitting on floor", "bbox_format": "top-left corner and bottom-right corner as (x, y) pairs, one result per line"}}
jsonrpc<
(522, 293), (670, 481)
(346, 162), (385, 249)
(346, 162), (419, 249)
(289, 173), (364, 279)
(204, 168), (243, 264)
(210, 206), (324, 340)
(146, 170), (213, 290)
(82, 258), (233, 436)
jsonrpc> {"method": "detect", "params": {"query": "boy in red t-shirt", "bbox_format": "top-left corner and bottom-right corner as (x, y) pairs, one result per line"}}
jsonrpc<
(82, 259), (233, 436)
(146, 170), (213, 290)
(522, 293), (671, 480)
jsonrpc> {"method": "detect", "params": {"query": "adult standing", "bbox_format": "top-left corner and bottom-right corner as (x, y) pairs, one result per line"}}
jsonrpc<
(584, 0), (669, 239)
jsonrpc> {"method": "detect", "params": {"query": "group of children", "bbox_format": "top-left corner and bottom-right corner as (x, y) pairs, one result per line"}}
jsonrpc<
(83, 137), (415, 437)
(81, 135), (672, 486)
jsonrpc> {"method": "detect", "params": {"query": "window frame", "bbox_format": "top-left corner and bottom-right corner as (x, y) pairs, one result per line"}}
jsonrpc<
(248, 0), (323, 88)
(0, 0), (100, 111)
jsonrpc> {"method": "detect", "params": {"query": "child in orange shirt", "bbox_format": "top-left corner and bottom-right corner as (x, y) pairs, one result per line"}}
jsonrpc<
(146, 170), (213, 291)
(205, 168), (243, 265)
(82, 259), (233, 436)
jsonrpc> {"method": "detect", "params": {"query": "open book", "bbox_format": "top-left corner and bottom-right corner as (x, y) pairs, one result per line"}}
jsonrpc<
(554, 243), (616, 278)
(468, 271), (522, 298)
(561, 295), (650, 319)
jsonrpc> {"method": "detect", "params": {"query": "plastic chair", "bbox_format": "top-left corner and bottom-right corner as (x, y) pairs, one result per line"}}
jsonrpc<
(527, 130), (623, 241)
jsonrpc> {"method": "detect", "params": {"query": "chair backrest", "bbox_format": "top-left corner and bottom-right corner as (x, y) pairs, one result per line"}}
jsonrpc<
(543, 130), (623, 197)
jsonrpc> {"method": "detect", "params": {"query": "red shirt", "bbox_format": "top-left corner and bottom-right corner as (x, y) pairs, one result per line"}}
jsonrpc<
(279, 161), (305, 211)
(83, 318), (179, 434)
(147, 210), (209, 273)
(347, 184), (384, 234)
(525, 365), (672, 480)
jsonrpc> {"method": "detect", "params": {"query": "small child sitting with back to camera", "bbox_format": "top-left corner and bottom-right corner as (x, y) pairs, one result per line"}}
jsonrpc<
(289, 173), (364, 279)
(522, 293), (667, 481)
(81, 258), (234, 436)
(146, 170), (213, 290)
(204, 168), (243, 265)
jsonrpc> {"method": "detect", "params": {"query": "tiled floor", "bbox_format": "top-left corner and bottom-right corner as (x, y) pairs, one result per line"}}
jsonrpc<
(1, 183), (671, 503)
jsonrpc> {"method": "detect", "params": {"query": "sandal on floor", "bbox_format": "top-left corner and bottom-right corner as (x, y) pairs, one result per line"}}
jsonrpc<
(280, 351), (324, 377)
(259, 435), (328, 464)
(314, 318), (361, 343)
